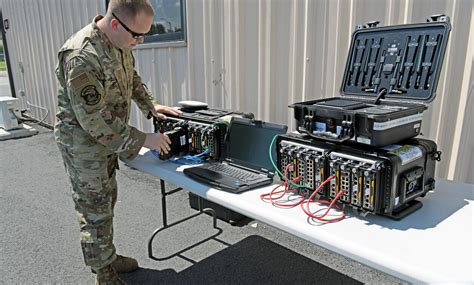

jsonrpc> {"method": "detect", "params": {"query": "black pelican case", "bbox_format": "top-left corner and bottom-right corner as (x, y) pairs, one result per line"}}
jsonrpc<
(290, 15), (451, 147)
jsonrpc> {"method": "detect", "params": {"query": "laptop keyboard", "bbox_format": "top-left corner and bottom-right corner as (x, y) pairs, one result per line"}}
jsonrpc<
(207, 163), (263, 183)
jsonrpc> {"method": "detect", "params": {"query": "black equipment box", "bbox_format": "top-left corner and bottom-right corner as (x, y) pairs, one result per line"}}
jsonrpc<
(291, 15), (451, 147)
(188, 193), (247, 225)
(158, 124), (188, 160)
(154, 108), (253, 160)
(276, 133), (441, 220)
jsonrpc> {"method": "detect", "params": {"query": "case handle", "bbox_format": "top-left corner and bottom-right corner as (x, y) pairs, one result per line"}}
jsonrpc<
(356, 21), (380, 30)
(313, 132), (352, 143)
(426, 14), (449, 23)
(299, 129), (353, 143)
(366, 21), (380, 28)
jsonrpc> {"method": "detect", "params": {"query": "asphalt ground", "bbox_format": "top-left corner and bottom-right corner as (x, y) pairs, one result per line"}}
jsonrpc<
(0, 125), (406, 284)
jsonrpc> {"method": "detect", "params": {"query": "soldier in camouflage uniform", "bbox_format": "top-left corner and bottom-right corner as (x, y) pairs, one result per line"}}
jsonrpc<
(54, 1), (180, 283)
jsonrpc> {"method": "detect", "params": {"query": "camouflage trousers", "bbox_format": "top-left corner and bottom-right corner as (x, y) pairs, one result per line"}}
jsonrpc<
(57, 144), (118, 271)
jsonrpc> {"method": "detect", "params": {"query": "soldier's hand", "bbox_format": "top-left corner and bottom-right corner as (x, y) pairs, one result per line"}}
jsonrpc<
(151, 104), (182, 120)
(144, 133), (172, 154)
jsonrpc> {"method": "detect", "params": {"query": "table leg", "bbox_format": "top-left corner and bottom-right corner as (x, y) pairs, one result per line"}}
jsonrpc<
(147, 179), (221, 260)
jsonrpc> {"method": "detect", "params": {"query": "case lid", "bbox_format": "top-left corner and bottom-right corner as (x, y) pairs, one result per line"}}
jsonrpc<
(340, 15), (451, 103)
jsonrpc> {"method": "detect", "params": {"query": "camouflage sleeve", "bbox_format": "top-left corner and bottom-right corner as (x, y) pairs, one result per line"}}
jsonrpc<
(131, 69), (157, 119)
(65, 55), (146, 160)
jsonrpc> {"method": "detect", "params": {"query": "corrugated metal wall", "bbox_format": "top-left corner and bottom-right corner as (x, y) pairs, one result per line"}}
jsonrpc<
(0, 0), (104, 125)
(1, 0), (472, 183)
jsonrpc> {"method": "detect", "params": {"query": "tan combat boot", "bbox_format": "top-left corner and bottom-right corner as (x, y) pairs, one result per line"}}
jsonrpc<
(112, 255), (139, 273)
(95, 265), (125, 285)
(92, 255), (139, 274)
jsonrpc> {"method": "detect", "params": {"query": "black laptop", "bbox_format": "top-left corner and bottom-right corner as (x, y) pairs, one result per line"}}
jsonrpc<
(183, 117), (287, 193)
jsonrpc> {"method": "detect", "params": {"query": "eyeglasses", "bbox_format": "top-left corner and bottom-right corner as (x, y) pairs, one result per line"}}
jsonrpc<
(112, 12), (145, 39)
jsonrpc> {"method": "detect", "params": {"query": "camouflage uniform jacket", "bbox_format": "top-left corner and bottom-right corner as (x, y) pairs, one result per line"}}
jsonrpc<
(54, 15), (155, 161)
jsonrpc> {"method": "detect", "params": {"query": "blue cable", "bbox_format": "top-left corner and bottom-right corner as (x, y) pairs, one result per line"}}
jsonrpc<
(150, 149), (160, 158)
(151, 149), (209, 165)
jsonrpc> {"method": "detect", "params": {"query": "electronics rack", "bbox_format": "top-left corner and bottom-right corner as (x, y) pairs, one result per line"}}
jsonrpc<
(278, 140), (328, 198)
(155, 117), (227, 160)
(153, 108), (252, 160)
(276, 133), (440, 220)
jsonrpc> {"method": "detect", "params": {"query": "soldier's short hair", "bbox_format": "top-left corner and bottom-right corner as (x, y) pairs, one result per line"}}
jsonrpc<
(108, 0), (154, 20)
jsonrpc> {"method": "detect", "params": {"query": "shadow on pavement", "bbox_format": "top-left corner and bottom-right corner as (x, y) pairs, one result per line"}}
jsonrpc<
(120, 235), (362, 285)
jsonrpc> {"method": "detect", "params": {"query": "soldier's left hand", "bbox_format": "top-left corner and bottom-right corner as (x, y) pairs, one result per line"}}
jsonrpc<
(151, 104), (182, 120)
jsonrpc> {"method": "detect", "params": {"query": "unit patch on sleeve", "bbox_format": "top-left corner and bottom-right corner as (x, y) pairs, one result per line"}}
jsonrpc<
(80, 85), (101, 106)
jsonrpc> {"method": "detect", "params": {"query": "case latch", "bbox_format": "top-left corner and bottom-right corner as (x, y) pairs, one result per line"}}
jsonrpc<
(426, 14), (448, 23)
(432, 150), (442, 162)
(366, 21), (380, 28)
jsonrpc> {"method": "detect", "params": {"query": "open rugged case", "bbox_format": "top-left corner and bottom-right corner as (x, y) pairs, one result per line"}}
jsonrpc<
(291, 15), (451, 147)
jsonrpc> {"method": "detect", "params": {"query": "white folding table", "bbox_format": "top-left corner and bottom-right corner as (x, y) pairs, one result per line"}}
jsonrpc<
(125, 148), (474, 283)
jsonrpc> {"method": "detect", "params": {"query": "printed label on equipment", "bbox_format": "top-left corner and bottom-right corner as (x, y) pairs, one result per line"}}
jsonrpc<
(180, 135), (186, 146)
(373, 113), (423, 130)
(352, 184), (358, 192)
(356, 136), (371, 144)
(388, 145), (423, 165)
(314, 122), (341, 136)
(315, 122), (326, 132)
(382, 144), (402, 152)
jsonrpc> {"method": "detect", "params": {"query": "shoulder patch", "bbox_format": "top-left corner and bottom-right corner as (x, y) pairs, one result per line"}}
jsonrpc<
(64, 58), (80, 75)
(70, 73), (91, 90)
(80, 85), (101, 106)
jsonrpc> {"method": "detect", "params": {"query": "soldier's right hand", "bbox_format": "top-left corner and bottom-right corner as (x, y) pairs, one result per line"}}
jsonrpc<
(144, 133), (171, 154)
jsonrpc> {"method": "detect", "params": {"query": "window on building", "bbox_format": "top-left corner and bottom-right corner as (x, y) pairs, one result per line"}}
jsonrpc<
(105, 0), (186, 44)
(145, 0), (186, 43)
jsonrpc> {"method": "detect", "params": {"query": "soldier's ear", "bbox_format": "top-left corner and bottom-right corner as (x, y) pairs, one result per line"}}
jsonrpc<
(110, 18), (119, 30)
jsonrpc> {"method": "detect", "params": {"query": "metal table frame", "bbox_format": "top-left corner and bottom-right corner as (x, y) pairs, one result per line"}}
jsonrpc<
(147, 179), (223, 261)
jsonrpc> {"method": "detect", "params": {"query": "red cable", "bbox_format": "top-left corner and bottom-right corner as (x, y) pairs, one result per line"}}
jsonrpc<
(266, 162), (305, 207)
(268, 178), (305, 207)
(300, 176), (346, 222)
(261, 164), (345, 222)
(301, 192), (346, 222)
(261, 177), (305, 207)
(260, 163), (295, 201)
(260, 183), (287, 200)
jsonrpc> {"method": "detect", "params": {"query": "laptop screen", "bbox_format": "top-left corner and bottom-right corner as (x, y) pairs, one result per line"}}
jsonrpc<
(226, 118), (287, 173)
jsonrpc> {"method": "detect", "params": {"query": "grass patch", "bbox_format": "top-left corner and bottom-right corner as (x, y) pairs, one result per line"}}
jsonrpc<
(0, 60), (6, 71)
